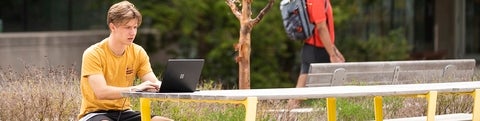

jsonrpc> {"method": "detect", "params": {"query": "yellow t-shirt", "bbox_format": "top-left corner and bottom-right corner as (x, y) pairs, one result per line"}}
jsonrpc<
(78, 38), (152, 119)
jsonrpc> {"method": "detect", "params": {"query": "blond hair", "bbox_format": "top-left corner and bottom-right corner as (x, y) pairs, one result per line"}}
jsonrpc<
(107, 1), (142, 26)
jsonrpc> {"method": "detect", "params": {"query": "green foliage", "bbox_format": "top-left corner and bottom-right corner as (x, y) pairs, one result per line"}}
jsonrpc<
(330, 0), (360, 26)
(303, 98), (375, 120)
(128, 0), (412, 88)
(338, 28), (412, 62)
(250, 1), (303, 88)
(131, 0), (299, 88)
(337, 98), (374, 121)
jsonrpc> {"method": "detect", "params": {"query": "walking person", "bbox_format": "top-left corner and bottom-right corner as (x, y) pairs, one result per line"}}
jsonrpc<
(287, 0), (345, 108)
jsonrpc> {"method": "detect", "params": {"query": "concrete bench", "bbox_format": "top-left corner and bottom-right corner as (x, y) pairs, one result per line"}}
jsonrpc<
(306, 59), (476, 87)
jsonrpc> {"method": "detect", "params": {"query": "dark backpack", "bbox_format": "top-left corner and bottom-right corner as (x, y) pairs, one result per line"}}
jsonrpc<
(280, 0), (327, 41)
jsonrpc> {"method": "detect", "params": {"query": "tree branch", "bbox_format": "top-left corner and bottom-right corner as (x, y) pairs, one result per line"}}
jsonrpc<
(251, 0), (275, 25)
(225, 0), (242, 20)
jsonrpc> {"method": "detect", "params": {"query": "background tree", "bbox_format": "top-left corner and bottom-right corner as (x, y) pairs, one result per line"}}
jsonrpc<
(225, 0), (275, 89)
(129, 0), (411, 89)
(133, 0), (294, 89)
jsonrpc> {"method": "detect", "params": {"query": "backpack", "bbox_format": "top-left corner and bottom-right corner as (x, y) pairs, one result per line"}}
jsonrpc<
(280, 0), (327, 41)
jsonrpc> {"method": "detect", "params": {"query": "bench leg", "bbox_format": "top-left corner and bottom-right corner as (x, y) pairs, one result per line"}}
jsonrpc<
(426, 91), (438, 121)
(326, 98), (336, 121)
(140, 98), (151, 121)
(473, 89), (480, 121)
(374, 96), (383, 121)
(243, 97), (258, 121)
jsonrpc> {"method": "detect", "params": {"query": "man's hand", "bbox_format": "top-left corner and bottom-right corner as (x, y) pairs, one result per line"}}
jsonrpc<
(330, 47), (345, 63)
(132, 81), (160, 92)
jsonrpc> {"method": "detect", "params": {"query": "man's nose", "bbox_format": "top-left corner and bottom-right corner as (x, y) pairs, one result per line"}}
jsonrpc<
(129, 28), (136, 35)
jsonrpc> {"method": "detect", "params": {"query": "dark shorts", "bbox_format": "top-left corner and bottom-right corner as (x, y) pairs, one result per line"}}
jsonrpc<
(82, 110), (154, 121)
(300, 43), (330, 74)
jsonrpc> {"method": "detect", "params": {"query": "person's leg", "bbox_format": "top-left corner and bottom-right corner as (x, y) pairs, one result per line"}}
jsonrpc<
(103, 110), (173, 121)
(78, 113), (113, 121)
(87, 115), (114, 121)
(151, 116), (174, 121)
(296, 43), (319, 87)
(287, 44), (313, 108)
(288, 44), (330, 109)
(287, 63), (309, 109)
(295, 60), (311, 88)
(287, 73), (308, 109)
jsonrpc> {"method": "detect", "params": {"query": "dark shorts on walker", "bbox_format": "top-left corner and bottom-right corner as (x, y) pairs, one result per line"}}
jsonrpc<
(300, 43), (330, 74)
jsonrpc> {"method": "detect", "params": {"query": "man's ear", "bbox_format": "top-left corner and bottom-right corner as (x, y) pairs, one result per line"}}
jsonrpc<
(108, 23), (116, 32)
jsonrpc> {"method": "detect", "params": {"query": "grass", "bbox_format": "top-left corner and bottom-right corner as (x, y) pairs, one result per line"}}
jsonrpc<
(0, 64), (80, 121)
(0, 65), (479, 121)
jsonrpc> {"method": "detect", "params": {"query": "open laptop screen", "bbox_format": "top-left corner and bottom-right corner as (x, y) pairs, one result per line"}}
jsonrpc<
(158, 59), (204, 93)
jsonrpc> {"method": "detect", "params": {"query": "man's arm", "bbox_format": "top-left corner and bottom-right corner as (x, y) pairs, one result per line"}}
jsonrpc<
(88, 74), (160, 100)
(140, 72), (162, 92)
(87, 74), (131, 100)
(315, 21), (345, 63)
(140, 72), (160, 83)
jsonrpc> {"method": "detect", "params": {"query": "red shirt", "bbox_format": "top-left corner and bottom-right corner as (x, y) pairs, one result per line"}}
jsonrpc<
(305, 0), (335, 47)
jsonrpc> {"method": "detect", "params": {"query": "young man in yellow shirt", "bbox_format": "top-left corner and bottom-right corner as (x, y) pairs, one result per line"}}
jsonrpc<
(78, 1), (172, 121)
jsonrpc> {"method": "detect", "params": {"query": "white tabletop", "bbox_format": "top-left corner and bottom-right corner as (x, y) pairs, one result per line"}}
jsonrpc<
(122, 81), (480, 100)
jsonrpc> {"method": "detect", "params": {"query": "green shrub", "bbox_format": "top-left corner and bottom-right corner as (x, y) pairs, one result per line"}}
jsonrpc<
(338, 28), (412, 62)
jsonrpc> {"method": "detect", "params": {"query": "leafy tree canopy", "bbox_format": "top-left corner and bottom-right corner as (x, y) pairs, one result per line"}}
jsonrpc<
(126, 0), (411, 88)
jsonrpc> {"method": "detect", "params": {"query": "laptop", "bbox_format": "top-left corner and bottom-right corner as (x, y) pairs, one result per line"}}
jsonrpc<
(158, 59), (204, 93)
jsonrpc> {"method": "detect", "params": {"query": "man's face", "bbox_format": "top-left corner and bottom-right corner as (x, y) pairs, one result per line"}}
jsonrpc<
(110, 19), (139, 45)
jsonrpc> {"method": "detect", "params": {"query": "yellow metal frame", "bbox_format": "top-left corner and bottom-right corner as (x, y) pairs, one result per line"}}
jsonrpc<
(425, 91), (438, 121)
(472, 89), (480, 121)
(327, 90), (479, 121)
(371, 91), (440, 121)
(374, 96), (383, 121)
(138, 97), (258, 121)
(326, 98), (336, 121)
(135, 89), (480, 121)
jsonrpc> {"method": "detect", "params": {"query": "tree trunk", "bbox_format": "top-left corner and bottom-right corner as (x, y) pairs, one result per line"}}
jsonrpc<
(226, 0), (275, 89)
(237, 23), (252, 89)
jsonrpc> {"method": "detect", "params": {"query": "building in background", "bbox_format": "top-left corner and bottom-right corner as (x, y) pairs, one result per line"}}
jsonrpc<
(336, 0), (480, 60)
(0, 0), (168, 72)
(0, 0), (108, 31)
(0, 0), (479, 72)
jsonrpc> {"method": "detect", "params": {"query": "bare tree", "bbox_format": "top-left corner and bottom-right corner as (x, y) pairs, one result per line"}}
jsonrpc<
(225, 0), (276, 89)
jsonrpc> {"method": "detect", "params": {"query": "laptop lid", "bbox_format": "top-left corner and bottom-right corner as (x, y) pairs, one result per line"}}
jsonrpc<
(158, 59), (204, 93)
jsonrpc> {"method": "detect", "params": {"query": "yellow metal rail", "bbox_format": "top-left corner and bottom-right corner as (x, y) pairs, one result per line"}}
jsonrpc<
(323, 90), (479, 121)
(139, 97), (258, 121)
(130, 88), (480, 121)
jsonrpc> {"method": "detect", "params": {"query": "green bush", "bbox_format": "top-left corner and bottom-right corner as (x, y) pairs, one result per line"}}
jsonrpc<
(338, 28), (412, 62)
(301, 98), (374, 121)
